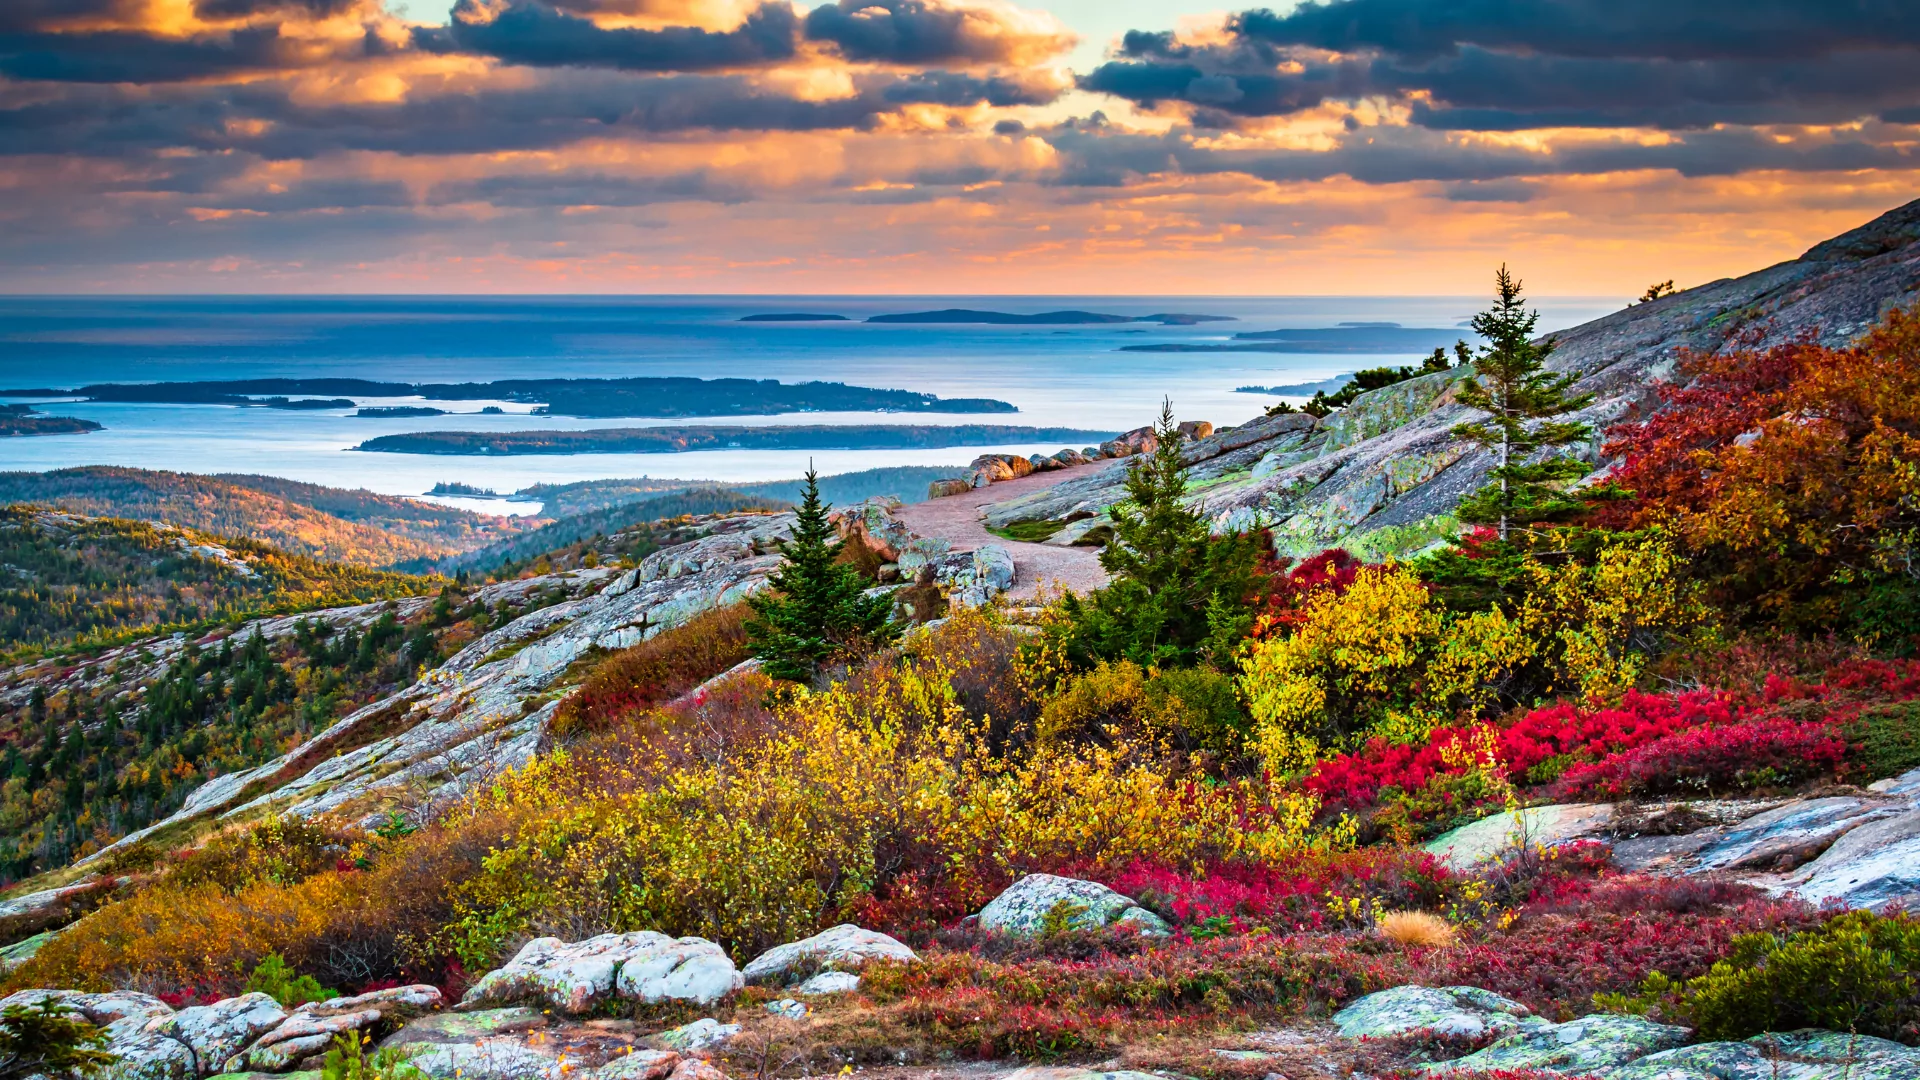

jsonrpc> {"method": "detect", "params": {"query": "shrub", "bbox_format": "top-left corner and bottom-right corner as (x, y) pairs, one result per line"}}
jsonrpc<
(320, 1031), (426, 1080)
(1842, 700), (1920, 782)
(1377, 910), (1455, 948)
(1678, 911), (1920, 1043)
(552, 604), (753, 737)
(244, 953), (336, 1007)
(1555, 716), (1845, 798)
(0, 1000), (114, 1080)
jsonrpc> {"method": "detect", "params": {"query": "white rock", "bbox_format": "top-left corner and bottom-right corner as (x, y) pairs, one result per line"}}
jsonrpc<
(404, 1038), (567, 1080)
(594, 1049), (682, 1080)
(464, 932), (741, 1015)
(740, 924), (917, 986)
(976, 874), (1152, 936)
(650, 1018), (740, 1053)
(796, 972), (861, 996)
(612, 938), (743, 1006)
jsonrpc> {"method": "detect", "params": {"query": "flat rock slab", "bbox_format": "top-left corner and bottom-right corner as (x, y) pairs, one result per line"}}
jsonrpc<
(1426, 1015), (1690, 1075)
(1604, 1032), (1920, 1080)
(1785, 808), (1920, 911)
(1424, 805), (1614, 870)
(1331, 985), (1544, 1040)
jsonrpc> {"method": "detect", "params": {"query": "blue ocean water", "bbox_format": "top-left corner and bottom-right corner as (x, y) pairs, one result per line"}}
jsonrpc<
(0, 295), (1620, 504)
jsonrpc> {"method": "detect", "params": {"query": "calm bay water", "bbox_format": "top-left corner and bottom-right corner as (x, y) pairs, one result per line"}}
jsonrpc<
(0, 295), (1620, 505)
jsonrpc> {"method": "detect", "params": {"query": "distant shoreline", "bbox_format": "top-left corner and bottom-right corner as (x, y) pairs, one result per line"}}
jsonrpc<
(356, 424), (1118, 456)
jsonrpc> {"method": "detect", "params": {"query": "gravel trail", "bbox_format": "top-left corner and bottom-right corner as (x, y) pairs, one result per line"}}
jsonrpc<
(894, 462), (1113, 600)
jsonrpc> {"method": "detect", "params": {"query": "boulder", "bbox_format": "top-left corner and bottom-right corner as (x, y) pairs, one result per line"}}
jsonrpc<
(1425, 1015), (1689, 1075)
(1330, 985), (1544, 1040)
(402, 1038), (566, 1080)
(1177, 421), (1214, 441)
(795, 972), (860, 996)
(381, 1008), (549, 1051)
(462, 932), (740, 1015)
(1424, 805), (1614, 870)
(927, 478), (973, 499)
(649, 1019), (739, 1053)
(740, 924), (918, 987)
(104, 1031), (200, 1080)
(976, 874), (1169, 936)
(1000, 1068), (1167, 1080)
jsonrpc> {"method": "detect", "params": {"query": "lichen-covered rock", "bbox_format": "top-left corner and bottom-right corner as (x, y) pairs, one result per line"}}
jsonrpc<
(104, 1031), (200, 1080)
(463, 932), (739, 1015)
(976, 874), (1155, 935)
(795, 972), (860, 996)
(164, 994), (288, 1073)
(740, 924), (918, 986)
(1114, 906), (1173, 936)
(999, 1068), (1168, 1080)
(381, 1007), (548, 1051)
(402, 1038), (567, 1080)
(246, 1010), (384, 1071)
(1601, 1033), (1920, 1080)
(1426, 1015), (1690, 1075)
(649, 1019), (739, 1053)
(1330, 985), (1543, 1040)
(1424, 805), (1614, 870)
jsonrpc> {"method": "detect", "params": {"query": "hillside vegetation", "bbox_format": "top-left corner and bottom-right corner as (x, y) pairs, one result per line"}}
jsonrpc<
(0, 507), (439, 658)
(441, 489), (788, 576)
(0, 467), (535, 566)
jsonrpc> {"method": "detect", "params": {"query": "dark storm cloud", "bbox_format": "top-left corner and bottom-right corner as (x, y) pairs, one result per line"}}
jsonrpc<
(415, 0), (798, 71)
(0, 25), (387, 81)
(0, 66), (1064, 159)
(1229, 0), (1920, 62)
(193, 0), (362, 20)
(1085, 0), (1920, 130)
(804, 0), (1067, 65)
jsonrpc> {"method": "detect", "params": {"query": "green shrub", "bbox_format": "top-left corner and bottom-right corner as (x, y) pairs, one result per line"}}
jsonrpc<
(1843, 701), (1920, 783)
(320, 1032), (424, 1080)
(1680, 911), (1920, 1042)
(244, 953), (337, 1008)
(1142, 666), (1253, 760)
(0, 1000), (115, 1080)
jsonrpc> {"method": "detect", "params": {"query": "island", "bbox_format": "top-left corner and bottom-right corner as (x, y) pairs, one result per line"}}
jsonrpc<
(739, 313), (851, 322)
(358, 406), (448, 418)
(1236, 375), (1356, 395)
(355, 424), (1116, 456)
(427, 481), (503, 497)
(867, 309), (1235, 326)
(9, 377), (1018, 419)
(1124, 325), (1471, 353)
(0, 404), (101, 437)
(259, 397), (354, 410)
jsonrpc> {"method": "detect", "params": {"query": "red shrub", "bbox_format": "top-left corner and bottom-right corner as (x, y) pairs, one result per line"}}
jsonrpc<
(1252, 549), (1370, 639)
(1101, 849), (1453, 933)
(1554, 716), (1846, 798)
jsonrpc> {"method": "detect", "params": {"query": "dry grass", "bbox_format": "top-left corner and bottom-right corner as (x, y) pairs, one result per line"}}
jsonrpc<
(1377, 910), (1456, 948)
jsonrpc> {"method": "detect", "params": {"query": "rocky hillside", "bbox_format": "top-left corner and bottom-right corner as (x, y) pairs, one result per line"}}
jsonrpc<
(973, 196), (1920, 556)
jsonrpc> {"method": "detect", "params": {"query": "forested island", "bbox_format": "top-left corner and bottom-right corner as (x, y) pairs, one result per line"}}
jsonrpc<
(2, 377), (1017, 418)
(356, 424), (1114, 455)
(1124, 324), (1471, 352)
(867, 309), (1233, 325)
(0, 404), (101, 437)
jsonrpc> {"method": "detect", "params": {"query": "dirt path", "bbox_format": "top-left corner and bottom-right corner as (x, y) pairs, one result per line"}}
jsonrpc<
(895, 461), (1112, 600)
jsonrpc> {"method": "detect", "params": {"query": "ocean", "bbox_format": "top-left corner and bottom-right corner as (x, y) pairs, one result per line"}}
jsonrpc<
(0, 295), (1621, 511)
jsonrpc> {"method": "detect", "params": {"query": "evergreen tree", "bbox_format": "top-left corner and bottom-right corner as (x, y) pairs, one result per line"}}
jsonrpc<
(1452, 266), (1596, 540)
(746, 466), (898, 683)
(1056, 401), (1264, 668)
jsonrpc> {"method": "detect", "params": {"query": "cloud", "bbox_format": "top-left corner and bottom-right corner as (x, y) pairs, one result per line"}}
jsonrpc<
(804, 0), (1072, 66)
(417, 0), (799, 70)
(1082, 0), (1920, 130)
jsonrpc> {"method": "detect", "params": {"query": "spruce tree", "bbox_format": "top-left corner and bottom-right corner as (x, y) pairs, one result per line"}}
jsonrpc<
(1452, 266), (1596, 540)
(746, 466), (898, 683)
(1058, 401), (1263, 667)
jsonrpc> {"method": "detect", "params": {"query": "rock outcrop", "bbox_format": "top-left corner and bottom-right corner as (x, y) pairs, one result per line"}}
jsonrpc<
(1329, 984), (1545, 1040)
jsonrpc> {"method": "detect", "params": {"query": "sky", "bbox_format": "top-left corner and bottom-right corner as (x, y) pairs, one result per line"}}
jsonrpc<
(2, 0), (1917, 295)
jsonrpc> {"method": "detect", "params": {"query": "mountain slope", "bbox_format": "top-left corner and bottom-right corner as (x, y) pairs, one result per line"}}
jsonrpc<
(981, 196), (1920, 555)
(0, 467), (536, 567)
